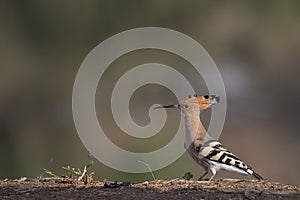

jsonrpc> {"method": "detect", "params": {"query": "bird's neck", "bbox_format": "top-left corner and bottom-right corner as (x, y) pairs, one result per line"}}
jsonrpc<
(183, 113), (211, 149)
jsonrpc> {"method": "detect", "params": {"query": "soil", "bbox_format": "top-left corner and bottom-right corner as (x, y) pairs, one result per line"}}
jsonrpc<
(0, 178), (299, 200)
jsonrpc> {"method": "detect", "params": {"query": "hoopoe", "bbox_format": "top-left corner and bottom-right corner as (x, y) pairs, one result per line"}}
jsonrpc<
(155, 94), (263, 181)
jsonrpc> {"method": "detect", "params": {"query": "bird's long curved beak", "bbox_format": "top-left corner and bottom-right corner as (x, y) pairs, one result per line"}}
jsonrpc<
(153, 104), (177, 109)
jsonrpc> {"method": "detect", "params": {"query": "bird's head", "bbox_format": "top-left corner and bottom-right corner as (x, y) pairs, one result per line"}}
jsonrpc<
(155, 94), (220, 116)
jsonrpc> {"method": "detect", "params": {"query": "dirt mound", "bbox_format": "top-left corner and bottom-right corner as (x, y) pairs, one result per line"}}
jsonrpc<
(0, 178), (299, 199)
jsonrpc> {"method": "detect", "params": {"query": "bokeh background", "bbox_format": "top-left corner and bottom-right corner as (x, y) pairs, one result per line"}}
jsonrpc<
(1, 1), (299, 185)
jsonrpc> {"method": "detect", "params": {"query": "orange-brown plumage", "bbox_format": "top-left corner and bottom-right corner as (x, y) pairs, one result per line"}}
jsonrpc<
(155, 94), (263, 181)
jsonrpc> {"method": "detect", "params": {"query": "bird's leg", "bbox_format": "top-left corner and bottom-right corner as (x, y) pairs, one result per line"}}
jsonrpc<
(198, 167), (209, 181)
(208, 168), (217, 181)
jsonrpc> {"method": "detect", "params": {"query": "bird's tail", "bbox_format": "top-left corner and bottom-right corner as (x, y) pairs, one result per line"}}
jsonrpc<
(252, 171), (263, 180)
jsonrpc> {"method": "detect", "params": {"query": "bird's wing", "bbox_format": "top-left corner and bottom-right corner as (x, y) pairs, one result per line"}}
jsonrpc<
(199, 140), (263, 179)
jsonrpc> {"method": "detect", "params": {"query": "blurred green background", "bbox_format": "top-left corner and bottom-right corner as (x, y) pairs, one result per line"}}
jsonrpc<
(0, 1), (300, 185)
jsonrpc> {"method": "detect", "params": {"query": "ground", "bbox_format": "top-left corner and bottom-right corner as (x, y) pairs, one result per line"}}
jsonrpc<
(0, 178), (299, 200)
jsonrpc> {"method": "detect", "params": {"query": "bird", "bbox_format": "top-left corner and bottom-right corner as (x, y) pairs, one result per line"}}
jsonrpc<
(155, 94), (263, 181)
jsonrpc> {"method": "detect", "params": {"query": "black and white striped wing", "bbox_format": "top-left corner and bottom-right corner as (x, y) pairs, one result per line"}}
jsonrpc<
(199, 140), (262, 179)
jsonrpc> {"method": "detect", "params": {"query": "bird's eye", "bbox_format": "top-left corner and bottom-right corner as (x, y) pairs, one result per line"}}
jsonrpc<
(184, 105), (189, 108)
(204, 95), (209, 99)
